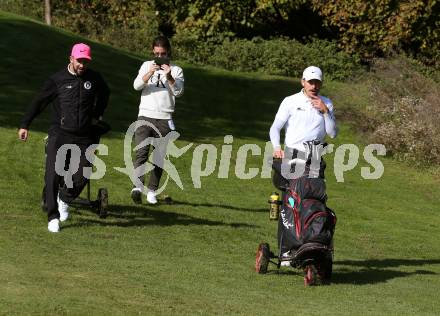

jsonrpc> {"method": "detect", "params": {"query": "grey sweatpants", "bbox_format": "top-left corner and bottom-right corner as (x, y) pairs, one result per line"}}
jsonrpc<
(133, 116), (172, 191)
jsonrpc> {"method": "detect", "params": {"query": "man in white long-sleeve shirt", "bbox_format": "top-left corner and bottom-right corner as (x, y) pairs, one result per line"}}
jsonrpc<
(131, 36), (184, 204)
(269, 66), (337, 186)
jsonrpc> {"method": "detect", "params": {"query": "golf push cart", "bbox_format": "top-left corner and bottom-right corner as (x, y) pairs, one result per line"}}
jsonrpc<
(41, 182), (109, 219)
(256, 141), (337, 286)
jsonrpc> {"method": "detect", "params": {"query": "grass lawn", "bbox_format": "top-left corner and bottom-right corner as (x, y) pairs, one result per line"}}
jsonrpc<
(1, 11), (440, 315)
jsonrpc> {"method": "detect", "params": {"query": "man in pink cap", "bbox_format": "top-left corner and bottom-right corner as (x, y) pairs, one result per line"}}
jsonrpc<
(69, 43), (92, 75)
(18, 43), (110, 233)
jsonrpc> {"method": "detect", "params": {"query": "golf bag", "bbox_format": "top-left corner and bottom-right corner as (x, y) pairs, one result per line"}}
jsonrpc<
(278, 176), (336, 254)
(262, 141), (337, 285)
(255, 168), (337, 284)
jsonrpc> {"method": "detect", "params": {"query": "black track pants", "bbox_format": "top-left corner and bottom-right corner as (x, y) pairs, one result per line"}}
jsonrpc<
(44, 132), (92, 221)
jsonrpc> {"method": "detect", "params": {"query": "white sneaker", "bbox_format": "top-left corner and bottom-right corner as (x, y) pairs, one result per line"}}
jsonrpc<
(57, 194), (69, 222)
(280, 251), (292, 267)
(146, 190), (157, 204)
(48, 219), (60, 233)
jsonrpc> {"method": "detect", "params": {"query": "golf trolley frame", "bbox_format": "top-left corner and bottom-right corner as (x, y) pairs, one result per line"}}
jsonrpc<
(69, 182), (108, 218)
(41, 181), (109, 219)
(255, 241), (333, 286)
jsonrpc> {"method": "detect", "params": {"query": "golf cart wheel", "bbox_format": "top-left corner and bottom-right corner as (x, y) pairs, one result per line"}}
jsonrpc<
(97, 188), (108, 218)
(255, 243), (270, 274)
(304, 265), (317, 286)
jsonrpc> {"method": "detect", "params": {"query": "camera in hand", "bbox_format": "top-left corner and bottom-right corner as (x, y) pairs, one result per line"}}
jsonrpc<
(154, 56), (170, 66)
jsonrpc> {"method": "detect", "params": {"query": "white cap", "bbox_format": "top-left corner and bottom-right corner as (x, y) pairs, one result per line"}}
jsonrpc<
(302, 66), (323, 82)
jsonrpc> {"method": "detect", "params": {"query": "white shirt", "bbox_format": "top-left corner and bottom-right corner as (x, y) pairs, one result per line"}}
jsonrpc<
(133, 61), (184, 119)
(270, 89), (337, 150)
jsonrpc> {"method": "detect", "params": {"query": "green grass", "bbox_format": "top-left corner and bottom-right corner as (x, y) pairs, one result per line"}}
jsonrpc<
(1, 10), (440, 315)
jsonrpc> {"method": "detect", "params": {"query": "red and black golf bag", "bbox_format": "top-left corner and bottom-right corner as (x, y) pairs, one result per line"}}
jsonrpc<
(278, 176), (336, 254)
(271, 141), (337, 284)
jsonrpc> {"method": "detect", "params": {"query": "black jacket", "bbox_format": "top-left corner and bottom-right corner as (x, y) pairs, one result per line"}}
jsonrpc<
(20, 66), (110, 135)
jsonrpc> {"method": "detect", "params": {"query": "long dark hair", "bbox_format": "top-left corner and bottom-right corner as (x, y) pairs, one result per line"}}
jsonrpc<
(152, 35), (171, 57)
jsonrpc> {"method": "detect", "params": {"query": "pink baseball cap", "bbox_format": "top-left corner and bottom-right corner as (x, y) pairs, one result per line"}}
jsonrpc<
(71, 43), (92, 60)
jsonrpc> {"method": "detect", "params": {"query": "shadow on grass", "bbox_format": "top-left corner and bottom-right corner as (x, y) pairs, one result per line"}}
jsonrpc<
(331, 259), (440, 285)
(65, 203), (258, 229)
(331, 268), (436, 285)
(253, 259), (440, 284)
(336, 258), (440, 268)
(169, 199), (267, 213)
(263, 265), (301, 276)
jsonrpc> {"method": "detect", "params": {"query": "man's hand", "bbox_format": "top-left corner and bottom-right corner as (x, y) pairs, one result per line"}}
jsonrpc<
(18, 128), (28, 141)
(310, 95), (328, 114)
(161, 64), (175, 84)
(142, 63), (161, 83)
(149, 62), (161, 73)
(273, 147), (284, 159)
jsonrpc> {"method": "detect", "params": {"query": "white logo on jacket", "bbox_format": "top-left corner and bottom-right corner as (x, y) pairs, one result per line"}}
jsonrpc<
(84, 81), (92, 89)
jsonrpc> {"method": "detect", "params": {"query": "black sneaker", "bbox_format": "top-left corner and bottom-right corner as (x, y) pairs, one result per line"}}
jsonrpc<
(131, 188), (142, 204)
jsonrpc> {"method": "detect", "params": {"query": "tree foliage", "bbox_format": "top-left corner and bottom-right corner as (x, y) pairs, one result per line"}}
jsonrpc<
(311, 0), (440, 64)
(152, 0), (329, 40)
(0, 0), (438, 66)
(0, 0), (159, 55)
(49, 0), (158, 54)
(150, 0), (439, 65)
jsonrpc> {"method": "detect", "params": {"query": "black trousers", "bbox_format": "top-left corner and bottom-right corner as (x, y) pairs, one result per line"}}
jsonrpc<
(44, 130), (93, 221)
(133, 116), (172, 191)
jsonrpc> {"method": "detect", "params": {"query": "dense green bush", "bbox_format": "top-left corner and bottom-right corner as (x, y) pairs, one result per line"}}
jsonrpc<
(173, 34), (362, 80)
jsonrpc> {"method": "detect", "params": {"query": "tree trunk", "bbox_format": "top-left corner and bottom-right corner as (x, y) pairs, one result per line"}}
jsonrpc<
(44, 0), (51, 25)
